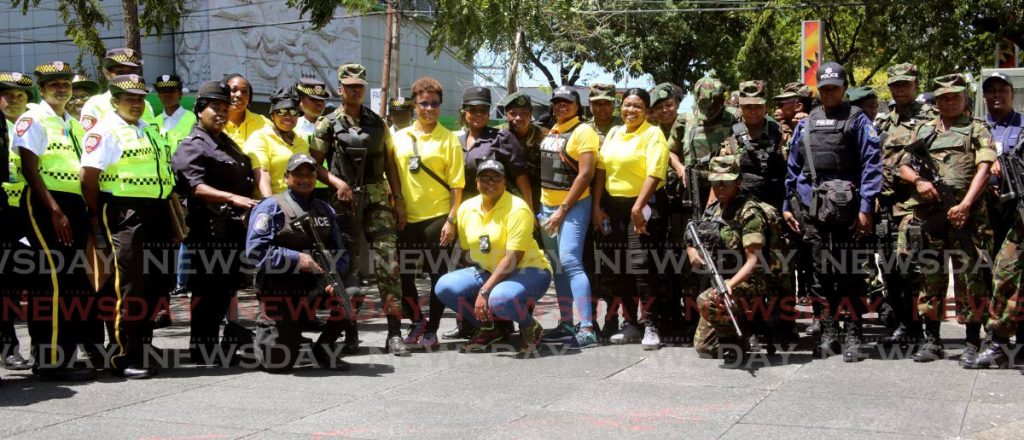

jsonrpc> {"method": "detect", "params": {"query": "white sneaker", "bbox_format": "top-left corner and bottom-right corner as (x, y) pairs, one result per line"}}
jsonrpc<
(610, 322), (642, 344)
(642, 324), (661, 350)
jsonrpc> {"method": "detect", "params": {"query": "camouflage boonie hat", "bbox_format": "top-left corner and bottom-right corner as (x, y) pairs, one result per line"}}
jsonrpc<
(501, 92), (532, 110)
(296, 77), (330, 100)
(154, 74), (183, 91)
(738, 80), (767, 105)
(337, 63), (368, 86)
(774, 81), (811, 100)
(389, 96), (412, 111)
(708, 155), (741, 182)
(108, 74), (149, 95)
(33, 61), (74, 82)
(0, 71), (35, 90)
(933, 73), (967, 96)
(650, 82), (678, 107)
(886, 63), (919, 85)
(588, 83), (616, 102)
(846, 86), (876, 103)
(71, 75), (100, 94)
(694, 77), (725, 102)
(103, 48), (142, 69)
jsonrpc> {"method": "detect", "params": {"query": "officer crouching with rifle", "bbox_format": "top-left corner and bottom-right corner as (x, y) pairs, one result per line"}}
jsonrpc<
(245, 153), (352, 372)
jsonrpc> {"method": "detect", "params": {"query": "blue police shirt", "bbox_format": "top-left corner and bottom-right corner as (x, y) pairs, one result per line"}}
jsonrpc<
(783, 107), (883, 215)
(987, 111), (1024, 154)
(245, 189), (348, 274)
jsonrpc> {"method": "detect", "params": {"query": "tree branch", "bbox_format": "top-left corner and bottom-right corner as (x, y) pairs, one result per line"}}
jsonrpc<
(525, 47), (558, 88)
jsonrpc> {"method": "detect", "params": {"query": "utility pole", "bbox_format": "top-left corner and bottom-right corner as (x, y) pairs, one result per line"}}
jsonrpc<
(122, 0), (141, 56)
(379, 0), (395, 116)
(506, 29), (522, 93)
(389, 4), (401, 100)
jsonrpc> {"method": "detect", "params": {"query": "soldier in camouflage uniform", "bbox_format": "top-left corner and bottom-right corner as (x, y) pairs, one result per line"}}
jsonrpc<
(773, 82), (813, 160)
(897, 73), (995, 364)
(691, 155), (774, 366)
(499, 92), (547, 214)
(716, 80), (787, 210)
(586, 83), (621, 142)
(875, 63), (935, 345)
(311, 63), (408, 356)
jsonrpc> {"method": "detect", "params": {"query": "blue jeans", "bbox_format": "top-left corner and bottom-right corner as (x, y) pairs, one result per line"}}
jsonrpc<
(540, 196), (593, 327)
(176, 242), (190, 288)
(436, 267), (551, 326)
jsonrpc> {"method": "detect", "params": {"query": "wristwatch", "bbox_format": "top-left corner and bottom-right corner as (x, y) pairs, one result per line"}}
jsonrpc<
(559, 203), (570, 212)
(446, 215), (457, 225)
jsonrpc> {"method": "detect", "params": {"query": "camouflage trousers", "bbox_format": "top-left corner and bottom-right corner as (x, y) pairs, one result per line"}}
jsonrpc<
(694, 281), (760, 356)
(989, 224), (1024, 339)
(901, 207), (992, 324)
(335, 182), (403, 317)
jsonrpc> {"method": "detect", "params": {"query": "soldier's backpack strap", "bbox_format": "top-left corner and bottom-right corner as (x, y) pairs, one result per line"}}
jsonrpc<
(274, 193), (307, 219)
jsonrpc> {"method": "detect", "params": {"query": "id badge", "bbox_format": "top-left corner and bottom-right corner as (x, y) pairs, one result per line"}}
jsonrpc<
(409, 155), (421, 173)
(479, 234), (491, 254)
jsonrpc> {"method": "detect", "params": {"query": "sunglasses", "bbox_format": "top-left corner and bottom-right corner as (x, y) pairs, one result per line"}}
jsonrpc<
(274, 108), (300, 117)
(417, 101), (441, 109)
(477, 174), (504, 184)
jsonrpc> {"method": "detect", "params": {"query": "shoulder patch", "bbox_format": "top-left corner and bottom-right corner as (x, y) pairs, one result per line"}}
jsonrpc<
(82, 115), (97, 131)
(866, 123), (880, 143)
(84, 134), (102, 153)
(14, 118), (32, 137)
(253, 212), (271, 234)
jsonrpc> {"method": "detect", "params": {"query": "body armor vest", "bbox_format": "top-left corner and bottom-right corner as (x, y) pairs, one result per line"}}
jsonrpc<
(328, 107), (387, 187)
(801, 104), (863, 176)
(539, 122), (581, 190)
(256, 193), (336, 296)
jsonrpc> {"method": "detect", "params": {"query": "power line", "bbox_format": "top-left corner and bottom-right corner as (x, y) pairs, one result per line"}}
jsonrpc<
(573, 1), (876, 13)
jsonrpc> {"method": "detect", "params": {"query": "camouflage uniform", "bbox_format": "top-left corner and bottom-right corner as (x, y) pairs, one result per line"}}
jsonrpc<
(990, 223), (1024, 340)
(772, 82), (813, 158)
(898, 75), (995, 327)
(693, 156), (772, 356)
(670, 77), (737, 210)
(716, 80), (788, 211)
(586, 83), (621, 143)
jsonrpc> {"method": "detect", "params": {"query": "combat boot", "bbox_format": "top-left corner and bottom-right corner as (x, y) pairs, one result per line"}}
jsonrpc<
(814, 315), (841, 357)
(843, 320), (867, 363)
(912, 320), (944, 362)
(719, 336), (750, 369)
(881, 321), (921, 346)
(958, 323), (982, 368)
(805, 318), (822, 336)
(963, 337), (1012, 369)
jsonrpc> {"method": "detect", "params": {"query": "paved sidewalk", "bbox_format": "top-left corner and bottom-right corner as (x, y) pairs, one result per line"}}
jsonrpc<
(1, 286), (1022, 439)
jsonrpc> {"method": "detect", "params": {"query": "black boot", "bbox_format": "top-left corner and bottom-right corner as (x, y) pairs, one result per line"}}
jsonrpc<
(805, 318), (822, 336)
(964, 337), (1012, 369)
(959, 323), (982, 368)
(342, 320), (360, 355)
(882, 321), (921, 346)
(843, 320), (867, 363)
(814, 315), (841, 357)
(912, 320), (944, 362)
(719, 336), (749, 369)
(442, 320), (473, 340)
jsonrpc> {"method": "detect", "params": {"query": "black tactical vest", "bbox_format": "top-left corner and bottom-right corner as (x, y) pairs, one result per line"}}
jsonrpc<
(328, 107), (388, 186)
(256, 193), (336, 296)
(539, 122), (582, 190)
(801, 104), (863, 176)
(732, 120), (786, 208)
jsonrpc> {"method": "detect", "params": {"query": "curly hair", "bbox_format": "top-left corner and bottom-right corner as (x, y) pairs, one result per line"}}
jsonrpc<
(411, 77), (443, 103)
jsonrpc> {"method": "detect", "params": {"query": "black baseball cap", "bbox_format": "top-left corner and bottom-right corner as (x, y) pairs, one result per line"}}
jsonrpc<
(817, 62), (846, 88)
(286, 153), (318, 172)
(551, 85), (579, 103)
(462, 86), (492, 106)
(982, 71), (1013, 91)
(477, 158), (505, 176)
(196, 80), (230, 102)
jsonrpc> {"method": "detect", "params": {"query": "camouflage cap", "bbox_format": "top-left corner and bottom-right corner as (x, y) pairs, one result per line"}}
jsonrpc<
(295, 77), (330, 100)
(502, 91), (533, 110)
(886, 63), (919, 85)
(650, 82), (678, 107)
(71, 74), (100, 94)
(154, 74), (183, 91)
(337, 63), (368, 86)
(738, 80), (767, 105)
(693, 77), (725, 102)
(933, 73), (967, 96)
(389, 96), (412, 111)
(33, 61), (74, 82)
(103, 48), (142, 69)
(845, 86), (876, 103)
(108, 74), (149, 95)
(588, 83), (616, 102)
(0, 71), (34, 90)
(708, 155), (741, 182)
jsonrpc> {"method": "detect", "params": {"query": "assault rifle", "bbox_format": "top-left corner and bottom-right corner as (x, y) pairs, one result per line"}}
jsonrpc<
(997, 149), (1024, 224)
(686, 221), (743, 337)
(290, 214), (354, 319)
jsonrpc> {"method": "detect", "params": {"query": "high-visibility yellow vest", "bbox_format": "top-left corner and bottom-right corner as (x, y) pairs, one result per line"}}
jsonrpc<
(157, 109), (197, 153)
(98, 124), (175, 199)
(3, 120), (24, 206)
(36, 115), (86, 195)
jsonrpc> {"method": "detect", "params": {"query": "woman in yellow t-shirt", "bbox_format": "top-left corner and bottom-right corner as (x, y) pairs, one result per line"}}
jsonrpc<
(392, 77), (465, 349)
(592, 88), (671, 350)
(436, 159), (552, 354)
(245, 87), (341, 197)
(536, 86), (600, 348)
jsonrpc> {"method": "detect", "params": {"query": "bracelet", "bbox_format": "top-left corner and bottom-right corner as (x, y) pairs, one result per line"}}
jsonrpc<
(446, 215), (456, 225)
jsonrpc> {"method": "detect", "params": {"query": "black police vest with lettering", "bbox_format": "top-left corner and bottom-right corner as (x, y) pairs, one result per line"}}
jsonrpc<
(539, 122), (582, 190)
(256, 194), (336, 296)
(328, 106), (387, 186)
(801, 104), (863, 176)
(732, 120), (786, 208)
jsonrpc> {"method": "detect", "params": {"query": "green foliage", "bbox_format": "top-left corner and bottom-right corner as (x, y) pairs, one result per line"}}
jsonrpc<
(285, 0), (377, 29)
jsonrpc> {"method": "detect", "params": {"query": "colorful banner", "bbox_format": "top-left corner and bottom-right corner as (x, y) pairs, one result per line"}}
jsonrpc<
(996, 38), (1019, 68)
(801, 20), (823, 88)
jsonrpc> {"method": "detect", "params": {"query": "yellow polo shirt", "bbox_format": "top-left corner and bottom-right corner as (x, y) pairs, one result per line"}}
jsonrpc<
(458, 191), (552, 273)
(541, 116), (600, 207)
(243, 125), (311, 194)
(393, 122), (465, 223)
(597, 121), (669, 198)
(226, 110), (269, 147)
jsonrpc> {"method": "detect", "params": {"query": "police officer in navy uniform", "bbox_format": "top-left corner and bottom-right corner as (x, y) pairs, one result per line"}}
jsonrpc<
(783, 62), (882, 362)
(246, 153), (351, 372)
(171, 80), (258, 364)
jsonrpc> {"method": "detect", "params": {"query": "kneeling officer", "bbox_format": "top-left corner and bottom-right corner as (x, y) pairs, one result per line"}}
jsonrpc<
(246, 153), (351, 372)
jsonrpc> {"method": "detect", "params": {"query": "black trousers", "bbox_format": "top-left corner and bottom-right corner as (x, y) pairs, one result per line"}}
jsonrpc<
(398, 215), (452, 333)
(596, 191), (671, 326)
(797, 210), (869, 319)
(0, 203), (28, 358)
(187, 226), (247, 357)
(24, 189), (93, 369)
(255, 294), (346, 372)
(103, 197), (175, 371)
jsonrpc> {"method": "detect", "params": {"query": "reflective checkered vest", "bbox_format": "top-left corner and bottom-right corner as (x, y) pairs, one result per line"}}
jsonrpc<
(98, 124), (175, 199)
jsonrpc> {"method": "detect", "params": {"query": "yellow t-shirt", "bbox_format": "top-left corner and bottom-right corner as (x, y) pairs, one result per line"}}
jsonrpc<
(597, 121), (669, 198)
(393, 123), (465, 223)
(226, 110), (269, 147)
(458, 192), (552, 273)
(541, 117), (600, 207)
(243, 125), (311, 194)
